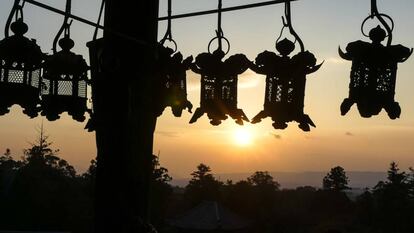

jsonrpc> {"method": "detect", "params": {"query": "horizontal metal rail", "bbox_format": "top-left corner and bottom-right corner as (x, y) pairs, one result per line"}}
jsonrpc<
(158, 0), (298, 20)
(23, 0), (296, 42)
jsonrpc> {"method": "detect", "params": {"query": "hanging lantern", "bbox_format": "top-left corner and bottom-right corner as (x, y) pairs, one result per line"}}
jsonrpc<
(339, 0), (412, 119)
(190, 0), (250, 126)
(155, 0), (193, 117)
(41, 0), (89, 122)
(0, 3), (44, 118)
(155, 45), (193, 117)
(41, 36), (89, 122)
(250, 1), (322, 131)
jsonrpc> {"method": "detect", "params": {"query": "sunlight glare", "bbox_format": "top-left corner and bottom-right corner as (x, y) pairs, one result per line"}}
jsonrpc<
(233, 127), (253, 146)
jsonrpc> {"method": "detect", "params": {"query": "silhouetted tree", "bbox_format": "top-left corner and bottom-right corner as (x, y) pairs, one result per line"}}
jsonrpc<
(247, 171), (280, 190)
(150, 154), (173, 226)
(408, 167), (414, 199)
(185, 163), (223, 205)
(223, 180), (254, 217)
(372, 162), (412, 232)
(354, 189), (375, 227)
(0, 149), (22, 193)
(323, 166), (350, 191)
(4, 126), (87, 232)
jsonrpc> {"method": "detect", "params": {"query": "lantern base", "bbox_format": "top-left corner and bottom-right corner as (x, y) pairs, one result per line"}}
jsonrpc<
(341, 97), (401, 119)
(41, 95), (88, 122)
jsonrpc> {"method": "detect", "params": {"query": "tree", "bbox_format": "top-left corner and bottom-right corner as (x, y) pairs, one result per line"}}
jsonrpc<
(323, 166), (350, 191)
(408, 167), (414, 199)
(150, 154), (173, 226)
(4, 126), (86, 232)
(185, 163), (223, 204)
(0, 149), (22, 173)
(247, 171), (280, 190)
(151, 154), (172, 184)
(372, 162), (412, 232)
(0, 149), (22, 200)
(22, 126), (76, 178)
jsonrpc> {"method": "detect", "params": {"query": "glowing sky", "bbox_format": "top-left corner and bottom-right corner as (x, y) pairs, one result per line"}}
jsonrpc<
(1, 0), (414, 178)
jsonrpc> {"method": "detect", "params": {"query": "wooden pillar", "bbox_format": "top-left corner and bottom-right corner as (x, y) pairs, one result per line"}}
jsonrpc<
(93, 1), (159, 232)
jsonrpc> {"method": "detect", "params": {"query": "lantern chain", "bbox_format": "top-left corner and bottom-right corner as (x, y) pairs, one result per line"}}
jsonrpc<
(53, 0), (72, 54)
(282, 0), (304, 52)
(5, 0), (24, 38)
(208, 0), (230, 54)
(369, 0), (393, 46)
(160, 0), (177, 52)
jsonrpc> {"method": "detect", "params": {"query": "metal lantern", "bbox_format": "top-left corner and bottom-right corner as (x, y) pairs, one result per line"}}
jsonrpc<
(155, 0), (193, 117)
(155, 45), (193, 117)
(250, 1), (322, 131)
(41, 0), (89, 122)
(0, 16), (44, 118)
(339, 0), (412, 119)
(190, 0), (250, 126)
(41, 36), (89, 122)
(191, 49), (250, 126)
(251, 39), (321, 131)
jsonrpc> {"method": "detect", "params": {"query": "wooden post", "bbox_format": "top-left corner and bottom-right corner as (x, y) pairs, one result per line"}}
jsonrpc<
(93, 1), (159, 232)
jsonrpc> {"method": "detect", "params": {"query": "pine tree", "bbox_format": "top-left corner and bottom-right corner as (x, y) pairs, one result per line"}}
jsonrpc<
(323, 166), (350, 191)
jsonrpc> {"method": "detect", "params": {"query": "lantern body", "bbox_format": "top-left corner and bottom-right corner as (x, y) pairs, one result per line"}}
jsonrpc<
(155, 46), (193, 117)
(190, 50), (250, 125)
(41, 39), (89, 122)
(251, 40), (321, 131)
(340, 39), (411, 119)
(0, 20), (44, 118)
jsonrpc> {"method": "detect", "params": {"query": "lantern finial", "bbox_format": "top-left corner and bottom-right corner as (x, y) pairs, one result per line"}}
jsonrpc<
(58, 36), (75, 51)
(369, 25), (386, 44)
(276, 38), (295, 56)
(10, 18), (28, 36)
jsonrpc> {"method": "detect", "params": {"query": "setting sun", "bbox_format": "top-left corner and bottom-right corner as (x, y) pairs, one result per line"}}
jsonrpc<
(233, 127), (253, 146)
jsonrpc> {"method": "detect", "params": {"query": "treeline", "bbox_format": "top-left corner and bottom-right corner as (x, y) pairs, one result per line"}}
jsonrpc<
(167, 163), (414, 233)
(0, 132), (172, 233)
(1, 134), (414, 233)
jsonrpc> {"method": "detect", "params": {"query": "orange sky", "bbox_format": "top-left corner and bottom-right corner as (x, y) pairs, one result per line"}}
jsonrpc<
(1, 0), (414, 177)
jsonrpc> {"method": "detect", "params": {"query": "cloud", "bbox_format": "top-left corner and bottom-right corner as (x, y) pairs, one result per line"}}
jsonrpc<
(156, 131), (179, 138)
(345, 132), (354, 136)
(326, 57), (347, 65)
(270, 133), (282, 139)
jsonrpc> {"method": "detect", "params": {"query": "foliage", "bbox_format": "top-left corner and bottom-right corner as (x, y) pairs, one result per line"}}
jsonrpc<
(3, 135), (414, 233)
(370, 162), (413, 232)
(247, 171), (280, 190)
(323, 166), (350, 191)
(184, 163), (223, 204)
(150, 154), (173, 226)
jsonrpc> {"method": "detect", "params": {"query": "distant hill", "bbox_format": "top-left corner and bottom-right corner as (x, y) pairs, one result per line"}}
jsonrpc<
(171, 171), (387, 189)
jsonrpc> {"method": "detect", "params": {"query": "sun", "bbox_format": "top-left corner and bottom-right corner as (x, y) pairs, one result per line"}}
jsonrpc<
(233, 127), (253, 146)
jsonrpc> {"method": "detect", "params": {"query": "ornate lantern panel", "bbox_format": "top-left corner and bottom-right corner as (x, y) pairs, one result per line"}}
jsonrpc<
(0, 19), (44, 118)
(41, 37), (89, 122)
(339, 26), (412, 119)
(190, 49), (250, 125)
(251, 39), (321, 131)
(155, 45), (193, 117)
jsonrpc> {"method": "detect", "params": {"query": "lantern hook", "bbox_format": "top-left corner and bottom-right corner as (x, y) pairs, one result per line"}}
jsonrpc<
(160, 0), (177, 52)
(52, 0), (72, 54)
(276, 0), (304, 53)
(5, 0), (26, 37)
(208, 0), (230, 55)
(361, 0), (394, 46)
